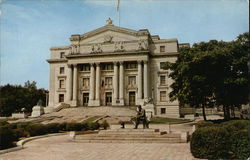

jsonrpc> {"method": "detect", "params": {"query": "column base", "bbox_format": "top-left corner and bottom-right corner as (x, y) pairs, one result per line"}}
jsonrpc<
(112, 99), (120, 106)
(71, 100), (78, 107)
(116, 99), (124, 106)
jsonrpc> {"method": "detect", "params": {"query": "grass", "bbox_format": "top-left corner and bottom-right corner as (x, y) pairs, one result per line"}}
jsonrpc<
(83, 116), (102, 123)
(150, 117), (191, 124)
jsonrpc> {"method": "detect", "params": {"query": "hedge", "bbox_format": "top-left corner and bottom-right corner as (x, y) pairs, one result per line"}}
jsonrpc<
(0, 121), (103, 150)
(191, 120), (250, 159)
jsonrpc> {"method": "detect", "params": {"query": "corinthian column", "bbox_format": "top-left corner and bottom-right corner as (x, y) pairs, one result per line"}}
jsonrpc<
(113, 62), (118, 105)
(66, 64), (72, 102)
(137, 60), (143, 100)
(72, 64), (78, 106)
(119, 61), (124, 105)
(88, 63), (95, 106)
(95, 63), (100, 106)
(143, 60), (148, 99)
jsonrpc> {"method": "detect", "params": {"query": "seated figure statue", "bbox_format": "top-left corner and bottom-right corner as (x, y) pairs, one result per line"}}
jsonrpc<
(134, 105), (149, 129)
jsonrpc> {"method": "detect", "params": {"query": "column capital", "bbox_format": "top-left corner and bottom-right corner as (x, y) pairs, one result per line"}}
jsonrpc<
(90, 63), (95, 67)
(67, 64), (72, 68)
(73, 64), (78, 68)
(119, 61), (124, 65)
(113, 61), (118, 65)
(137, 60), (143, 64)
(95, 62), (100, 66)
(143, 60), (148, 64)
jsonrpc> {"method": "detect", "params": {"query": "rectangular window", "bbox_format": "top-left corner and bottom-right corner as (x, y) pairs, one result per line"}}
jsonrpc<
(59, 80), (65, 89)
(160, 91), (167, 102)
(128, 76), (136, 86)
(80, 64), (90, 71)
(102, 64), (113, 70)
(60, 67), (65, 74)
(160, 62), (167, 70)
(161, 108), (166, 114)
(59, 94), (64, 102)
(105, 77), (112, 87)
(60, 52), (65, 58)
(126, 62), (137, 69)
(160, 76), (166, 85)
(83, 78), (89, 87)
(160, 46), (165, 52)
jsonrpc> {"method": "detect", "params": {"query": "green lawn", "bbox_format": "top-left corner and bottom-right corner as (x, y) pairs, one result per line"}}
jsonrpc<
(150, 117), (191, 124)
(83, 116), (102, 123)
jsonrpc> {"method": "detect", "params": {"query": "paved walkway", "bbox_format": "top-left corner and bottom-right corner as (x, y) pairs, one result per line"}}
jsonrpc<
(1, 135), (199, 160)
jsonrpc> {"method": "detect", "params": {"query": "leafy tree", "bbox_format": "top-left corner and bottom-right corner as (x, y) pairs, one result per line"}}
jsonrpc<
(166, 32), (249, 120)
(0, 81), (47, 117)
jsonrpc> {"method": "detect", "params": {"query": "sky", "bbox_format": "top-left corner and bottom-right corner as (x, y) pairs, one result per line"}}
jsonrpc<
(0, 0), (249, 89)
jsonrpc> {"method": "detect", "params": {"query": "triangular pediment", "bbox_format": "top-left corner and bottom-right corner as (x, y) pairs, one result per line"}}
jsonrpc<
(70, 25), (150, 44)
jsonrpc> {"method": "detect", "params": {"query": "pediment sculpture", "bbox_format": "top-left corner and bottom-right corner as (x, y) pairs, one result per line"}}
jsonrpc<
(70, 44), (80, 54)
(91, 44), (102, 54)
(114, 41), (125, 52)
(104, 35), (113, 43)
(137, 40), (149, 51)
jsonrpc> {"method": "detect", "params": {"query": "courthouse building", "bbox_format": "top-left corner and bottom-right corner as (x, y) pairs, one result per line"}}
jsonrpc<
(47, 19), (181, 117)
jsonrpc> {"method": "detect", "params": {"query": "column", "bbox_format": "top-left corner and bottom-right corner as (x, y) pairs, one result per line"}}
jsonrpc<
(113, 62), (119, 105)
(143, 60), (148, 99)
(72, 64), (78, 106)
(66, 64), (73, 102)
(137, 60), (143, 99)
(89, 63), (95, 106)
(95, 63), (100, 106)
(119, 61), (124, 105)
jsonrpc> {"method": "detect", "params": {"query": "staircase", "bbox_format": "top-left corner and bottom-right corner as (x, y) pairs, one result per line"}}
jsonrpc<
(76, 128), (187, 143)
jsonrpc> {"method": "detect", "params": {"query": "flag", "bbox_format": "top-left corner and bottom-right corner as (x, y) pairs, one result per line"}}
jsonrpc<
(117, 0), (120, 11)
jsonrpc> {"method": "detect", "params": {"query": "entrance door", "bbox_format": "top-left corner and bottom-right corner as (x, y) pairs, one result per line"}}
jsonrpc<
(83, 93), (89, 106)
(105, 92), (112, 106)
(129, 92), (136, 106)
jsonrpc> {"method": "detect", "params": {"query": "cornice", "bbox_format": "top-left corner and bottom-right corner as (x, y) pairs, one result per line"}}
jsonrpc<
(47, 59), (68, 63)
(50, 46), (70, 51)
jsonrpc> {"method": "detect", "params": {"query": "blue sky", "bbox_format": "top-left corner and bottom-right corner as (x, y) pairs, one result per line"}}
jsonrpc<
(0, 0), (249, 89)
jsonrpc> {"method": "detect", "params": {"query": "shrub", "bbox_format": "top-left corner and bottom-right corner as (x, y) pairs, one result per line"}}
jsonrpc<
(0, 126), (16, 150)
(230, 129), (250, 159)
(195, 120), (214, 129)
(12, 128), (28, 139)
(191, 126), (231, 159)
(87, 122), (100, 130)
(0, 120), (9, 126)
(66, 122), (82, 131)
(45, 123), (61, 133)
(221, 120), (250, 130)
(26, 124), (47, 136)
(100, 120), (109, 130)
(58, 122), (67, 131)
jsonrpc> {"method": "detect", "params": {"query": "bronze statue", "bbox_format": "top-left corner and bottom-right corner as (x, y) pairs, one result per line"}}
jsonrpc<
(134, 105), (149, 129)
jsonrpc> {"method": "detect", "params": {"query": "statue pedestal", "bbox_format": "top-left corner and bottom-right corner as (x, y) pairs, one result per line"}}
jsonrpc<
(31, 106), (44, 117)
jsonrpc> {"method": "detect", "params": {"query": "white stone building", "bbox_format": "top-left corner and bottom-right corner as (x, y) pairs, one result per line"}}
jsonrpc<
(47, 19), (181, 117)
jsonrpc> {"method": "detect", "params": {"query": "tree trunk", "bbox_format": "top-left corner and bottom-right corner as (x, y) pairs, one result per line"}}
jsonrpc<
(223, 106), (227, 119)
(202, 105), (207, 121)
(223, 105), (231, 120)
(226, 106), (231, 120)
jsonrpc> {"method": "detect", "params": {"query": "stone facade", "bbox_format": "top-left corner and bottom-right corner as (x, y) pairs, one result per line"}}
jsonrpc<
(47, 19), (181, 117)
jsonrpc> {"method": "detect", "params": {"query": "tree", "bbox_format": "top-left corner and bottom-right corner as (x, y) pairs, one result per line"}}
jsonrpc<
(0, 81), (47, 117)
(166, 32), (249, 120)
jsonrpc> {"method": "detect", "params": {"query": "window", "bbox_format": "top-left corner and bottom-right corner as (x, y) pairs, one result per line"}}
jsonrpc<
(160, 76), (166, 85)
(60, 67), (65, 74)
(160, 46), (165, 52)
(160, 91), (167, 102)
(102, 63), (113, 70)
(161, 108), (166, 114)
(59, 80), (65, 89)
(105, 77), (112, 87)
(160, 62), (167, 70)
(80, 64), (90, 71)
(126, 62), (137, 69)
(128, 76), (136, 86)
(60, 52), (65, 58)
(83, 78), (89, 87)
(59, 94), (64, 102)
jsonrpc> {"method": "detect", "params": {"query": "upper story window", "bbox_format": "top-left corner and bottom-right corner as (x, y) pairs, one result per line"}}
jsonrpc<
(82, 78), (90, 88)
(128, 76), (136, 86)
(80, 64), (90, 71)
(59, 80), (65, 89)
(105, 77), (112, 87)
(160, 62), (167, 70)
(160, 91), (167, 102)
(160, 76), (166, 85)
(125, 62), (137, 69)
(160, 46), (165, 52)
(60, 52), (65, 58)
(60, 67), (65, 74)
(102, 64), (113, 71)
